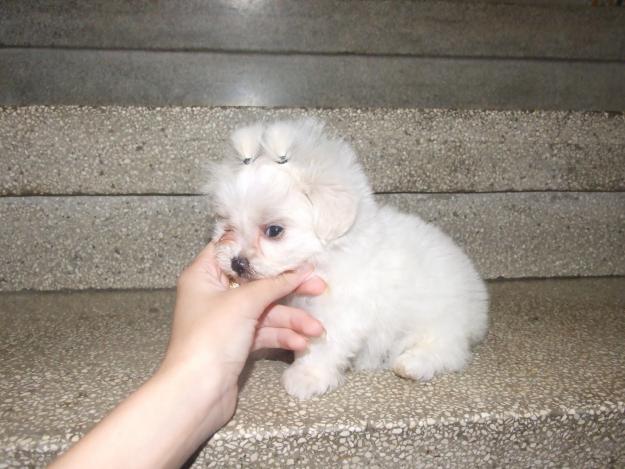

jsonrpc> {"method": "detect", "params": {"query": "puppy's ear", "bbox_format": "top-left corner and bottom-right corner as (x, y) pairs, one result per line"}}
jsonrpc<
(307, 184), (358, 243)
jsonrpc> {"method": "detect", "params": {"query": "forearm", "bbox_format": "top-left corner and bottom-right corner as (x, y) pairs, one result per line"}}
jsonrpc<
(49, 244), (322, 468)
(51, 362), (231, 469)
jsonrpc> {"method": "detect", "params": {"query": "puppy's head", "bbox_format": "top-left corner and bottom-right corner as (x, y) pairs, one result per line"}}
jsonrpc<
(207, 119), (370, 280)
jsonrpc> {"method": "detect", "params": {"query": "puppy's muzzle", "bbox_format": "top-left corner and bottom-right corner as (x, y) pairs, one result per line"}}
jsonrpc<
(231, 256), (250, 277)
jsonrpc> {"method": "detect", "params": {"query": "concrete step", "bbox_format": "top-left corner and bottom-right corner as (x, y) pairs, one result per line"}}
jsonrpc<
(1, 106), (624, 290)
(2, 1), (622, 60)
(2, 107), (624, 196)
(1, 278), (624, 467)
(454, 0), (621, 4)
(1, 2), (624, 109)
(3, 49), (624, 110)
(470, 1), (621, 4)
(2, 193), (624, 291)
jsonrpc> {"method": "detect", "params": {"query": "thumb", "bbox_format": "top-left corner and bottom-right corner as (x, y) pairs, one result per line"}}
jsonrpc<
(239, 264), (314, 311)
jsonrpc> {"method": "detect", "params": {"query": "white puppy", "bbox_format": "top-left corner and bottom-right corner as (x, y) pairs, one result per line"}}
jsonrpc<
(208, 119), (489, 400)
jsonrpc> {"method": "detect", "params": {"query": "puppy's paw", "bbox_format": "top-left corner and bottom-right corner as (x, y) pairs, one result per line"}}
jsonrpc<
(281, 363), (342, 400)
(392, 344), (468, 381)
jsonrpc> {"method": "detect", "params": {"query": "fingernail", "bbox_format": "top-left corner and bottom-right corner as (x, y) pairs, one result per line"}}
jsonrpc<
(313, 324), (326, 337)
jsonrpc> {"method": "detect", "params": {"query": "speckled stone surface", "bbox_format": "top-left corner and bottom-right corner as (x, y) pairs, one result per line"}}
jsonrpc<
(1, 107), (624, 195)
(0, 196), (210, 291)
(1, 278), (624, 467)
(1, 192), (624, 291)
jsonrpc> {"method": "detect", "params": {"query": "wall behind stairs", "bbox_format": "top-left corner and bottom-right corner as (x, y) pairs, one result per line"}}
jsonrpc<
(0, 0), (624, 291)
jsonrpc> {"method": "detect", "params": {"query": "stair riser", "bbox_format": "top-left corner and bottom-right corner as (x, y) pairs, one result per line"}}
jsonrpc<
(2, 1), (622, 60)
(1, 193), (623, 291)
(199, 414), (624, 468)
(2, 107), (624, 195)
(2, 50), (624, 110)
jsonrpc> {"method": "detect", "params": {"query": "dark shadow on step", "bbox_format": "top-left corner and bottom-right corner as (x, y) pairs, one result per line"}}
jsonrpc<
(239, 349), (293, 392)
(181, 444), (205, 469)
(180, 350), (294, 467)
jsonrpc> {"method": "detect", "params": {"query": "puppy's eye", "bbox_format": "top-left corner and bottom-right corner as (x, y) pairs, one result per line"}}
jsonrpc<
(264, 225), (284, 239)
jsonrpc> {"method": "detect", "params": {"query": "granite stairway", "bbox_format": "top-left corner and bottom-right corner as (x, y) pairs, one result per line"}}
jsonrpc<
(1, 1), (624, 468)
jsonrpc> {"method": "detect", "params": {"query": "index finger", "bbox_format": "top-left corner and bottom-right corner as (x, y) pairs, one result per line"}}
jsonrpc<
(184, 241), (229, 286)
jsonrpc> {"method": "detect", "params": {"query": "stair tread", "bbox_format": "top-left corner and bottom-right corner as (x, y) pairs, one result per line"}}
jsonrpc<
(1, 278), (624, 466)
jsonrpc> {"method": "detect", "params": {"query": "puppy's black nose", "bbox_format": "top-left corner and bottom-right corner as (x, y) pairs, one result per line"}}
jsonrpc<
(231, 256), (250, 277)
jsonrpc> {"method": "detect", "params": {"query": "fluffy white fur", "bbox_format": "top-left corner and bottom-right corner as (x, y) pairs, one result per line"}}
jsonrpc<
(207, 119), (489, 400)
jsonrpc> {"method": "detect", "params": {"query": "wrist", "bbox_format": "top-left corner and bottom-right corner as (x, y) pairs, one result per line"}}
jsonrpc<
(155, 355), (237, 438)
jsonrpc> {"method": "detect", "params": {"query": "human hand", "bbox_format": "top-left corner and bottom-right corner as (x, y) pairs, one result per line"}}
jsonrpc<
(159, 242), (326, 434)
(49, 242), (325, 469)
